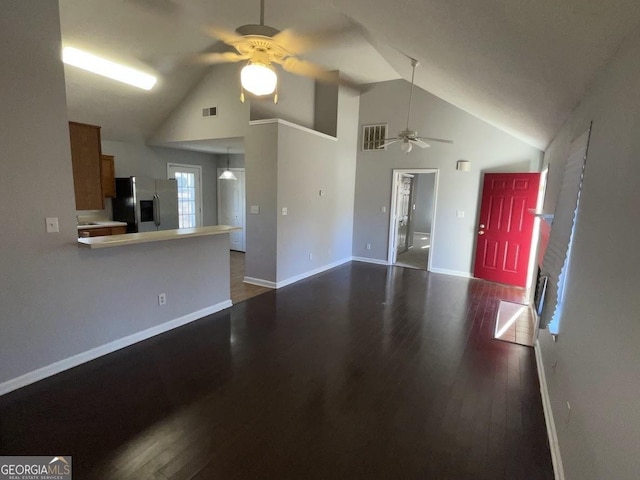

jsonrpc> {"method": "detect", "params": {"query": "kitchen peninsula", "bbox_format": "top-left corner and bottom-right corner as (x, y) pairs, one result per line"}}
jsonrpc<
(77, 225), (240, 249)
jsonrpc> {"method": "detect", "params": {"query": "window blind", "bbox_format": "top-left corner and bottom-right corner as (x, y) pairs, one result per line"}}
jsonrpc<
(539, 128), (591, 330)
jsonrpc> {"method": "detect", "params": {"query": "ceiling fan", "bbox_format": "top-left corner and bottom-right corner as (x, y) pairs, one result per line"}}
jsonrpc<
(380, 58), (453, 154)
(192, 0), (356, 103)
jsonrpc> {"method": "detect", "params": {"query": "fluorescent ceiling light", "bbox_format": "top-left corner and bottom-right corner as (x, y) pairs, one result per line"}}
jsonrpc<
(62, 47), (156, 90)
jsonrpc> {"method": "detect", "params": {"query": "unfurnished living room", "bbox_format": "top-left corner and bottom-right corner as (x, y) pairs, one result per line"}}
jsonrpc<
(1, 1), (640, 479)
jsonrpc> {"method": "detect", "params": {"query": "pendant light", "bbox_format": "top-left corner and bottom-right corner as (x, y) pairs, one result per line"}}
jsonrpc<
(219, 148), (237, 180)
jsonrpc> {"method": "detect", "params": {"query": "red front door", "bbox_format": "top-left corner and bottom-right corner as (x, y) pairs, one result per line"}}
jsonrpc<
(473, 173), (541, 287)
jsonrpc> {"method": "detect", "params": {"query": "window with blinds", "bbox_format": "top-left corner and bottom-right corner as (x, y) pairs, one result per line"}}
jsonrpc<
(539, 126), (591, 333)
(362, 124), (387, 151)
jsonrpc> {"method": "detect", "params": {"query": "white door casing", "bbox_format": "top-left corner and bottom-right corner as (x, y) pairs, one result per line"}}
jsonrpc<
(217, 168), (246, 251)
(167, 163), (203, 228)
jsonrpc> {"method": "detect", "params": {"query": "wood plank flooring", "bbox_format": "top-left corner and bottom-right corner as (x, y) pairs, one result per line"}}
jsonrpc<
(0, 262), (553, 479)
(230, 250), (272, 304)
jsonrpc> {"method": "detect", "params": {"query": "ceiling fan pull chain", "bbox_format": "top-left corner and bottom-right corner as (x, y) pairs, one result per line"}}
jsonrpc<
(260, 0), (265, 26)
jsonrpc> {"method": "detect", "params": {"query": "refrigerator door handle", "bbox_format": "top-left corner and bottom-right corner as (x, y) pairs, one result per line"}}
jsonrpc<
(153, 194), (160, 226)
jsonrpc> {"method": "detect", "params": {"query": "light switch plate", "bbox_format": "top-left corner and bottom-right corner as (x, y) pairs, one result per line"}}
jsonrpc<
(45, 217), (59, 233)
(250, 205), (260, 214)
(456, 210), (465, 218)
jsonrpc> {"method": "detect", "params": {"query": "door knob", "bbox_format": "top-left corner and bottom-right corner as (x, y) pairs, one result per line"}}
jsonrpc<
(478, 231), (485, 235)
(479, 224), (485, 228)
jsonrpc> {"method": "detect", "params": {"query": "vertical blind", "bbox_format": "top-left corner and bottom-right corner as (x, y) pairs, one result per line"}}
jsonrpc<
(539, 127), (591, 331)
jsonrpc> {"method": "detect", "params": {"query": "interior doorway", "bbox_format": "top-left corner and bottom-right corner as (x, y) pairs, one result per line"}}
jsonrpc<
(388, 169), (438, 270)
(217, 168), (246, 252)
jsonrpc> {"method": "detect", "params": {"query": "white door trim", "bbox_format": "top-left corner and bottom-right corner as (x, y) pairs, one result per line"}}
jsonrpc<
(167, 163), (203, 227)
(387, 168), (439, 270)
(217, 168), (246, 251)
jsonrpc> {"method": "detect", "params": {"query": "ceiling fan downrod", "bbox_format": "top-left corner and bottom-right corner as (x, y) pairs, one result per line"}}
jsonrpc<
(406, 58), (419, 132)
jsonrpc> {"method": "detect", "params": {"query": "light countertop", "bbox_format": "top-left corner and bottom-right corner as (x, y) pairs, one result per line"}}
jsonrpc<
(77, 221), (128, 230)
(77, 225), (241, 249)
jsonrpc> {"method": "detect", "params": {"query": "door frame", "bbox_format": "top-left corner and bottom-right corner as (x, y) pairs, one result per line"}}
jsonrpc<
(217, 167), (246, 251)
(167, 163), (203, 227)
(387, 168), (439, 269)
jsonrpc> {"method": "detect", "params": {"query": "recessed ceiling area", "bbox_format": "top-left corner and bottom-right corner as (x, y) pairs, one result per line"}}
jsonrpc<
(59, 0), (640, 150)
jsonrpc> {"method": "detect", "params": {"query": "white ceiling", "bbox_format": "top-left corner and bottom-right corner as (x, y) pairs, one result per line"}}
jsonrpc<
(60, 0), (640, 150)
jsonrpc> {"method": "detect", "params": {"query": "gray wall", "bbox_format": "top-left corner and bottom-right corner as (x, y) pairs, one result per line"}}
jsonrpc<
(314, 79), (339, 137)
(244, 123), (279, 282)
(413, 173), (436, 234)
(353, 79), (543, 275)
(276, 87), (359, 282)
(215, 153), (245, 170)
(102, 139), (219, 226)
(0, 2), (230, 388)
(538, 23), (640, 480)
(249, 71), (315, 129)
(151, 63), (250, 143)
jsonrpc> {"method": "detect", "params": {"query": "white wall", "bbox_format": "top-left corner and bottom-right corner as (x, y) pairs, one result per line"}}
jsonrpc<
(102, 139), (219, 226)
(353, 80), (543, 275)
(0, 2), (231, 390)
(538, 23), (640, 480)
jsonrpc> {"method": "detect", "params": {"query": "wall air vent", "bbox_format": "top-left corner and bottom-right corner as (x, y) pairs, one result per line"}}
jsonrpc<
(202, 107), (217, 117)
(362, 124), (387, 151)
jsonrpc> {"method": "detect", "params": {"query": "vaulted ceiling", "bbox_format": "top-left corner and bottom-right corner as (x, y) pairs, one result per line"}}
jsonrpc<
(60, 0), (640, 150)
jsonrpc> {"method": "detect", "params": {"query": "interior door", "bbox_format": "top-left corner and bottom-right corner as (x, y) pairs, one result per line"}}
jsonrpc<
(218, 169), (246, 252)
(396, 175), (413, 255)
(473, 172), (541, 287)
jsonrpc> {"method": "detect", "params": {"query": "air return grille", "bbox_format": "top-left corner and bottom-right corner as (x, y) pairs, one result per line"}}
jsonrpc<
(202, 107), (217, 117)
(362, 124), (387, 151)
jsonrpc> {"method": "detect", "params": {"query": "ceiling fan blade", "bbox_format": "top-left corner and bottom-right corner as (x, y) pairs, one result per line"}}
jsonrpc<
(192, 51), (248, 65)
(272, 24), (357, 55)
(379, 139), (400, 148)
(204, 26), (246, 46)
(417, 136), (454, 144)
(276, 57), (366, 93)
(411, 138), (431, 149)
(278, 57), (336, 83)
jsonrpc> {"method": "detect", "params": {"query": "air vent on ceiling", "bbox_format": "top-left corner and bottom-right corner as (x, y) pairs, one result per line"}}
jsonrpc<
(202, 107), (217, 117)
(362, 124), (387, 151)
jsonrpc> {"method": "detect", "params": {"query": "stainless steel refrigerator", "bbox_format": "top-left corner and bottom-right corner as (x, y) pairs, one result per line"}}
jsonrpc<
(112, 177), (179, 233)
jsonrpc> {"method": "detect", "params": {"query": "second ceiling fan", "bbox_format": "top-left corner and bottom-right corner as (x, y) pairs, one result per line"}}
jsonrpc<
(380, 58), (453, 153)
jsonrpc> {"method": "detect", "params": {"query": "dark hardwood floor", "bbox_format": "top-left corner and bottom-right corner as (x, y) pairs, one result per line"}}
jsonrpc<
(0, 262), (553, 479)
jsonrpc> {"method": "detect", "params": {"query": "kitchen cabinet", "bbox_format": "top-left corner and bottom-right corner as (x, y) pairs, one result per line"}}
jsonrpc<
(69, 121), (103, 210)
(78, 226), (127, 238)
(101, 154), (116, 198)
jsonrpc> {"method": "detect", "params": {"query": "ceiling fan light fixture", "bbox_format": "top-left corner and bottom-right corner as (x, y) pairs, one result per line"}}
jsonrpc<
(241, 61), (277, 96)
(400, 141), (413, 154)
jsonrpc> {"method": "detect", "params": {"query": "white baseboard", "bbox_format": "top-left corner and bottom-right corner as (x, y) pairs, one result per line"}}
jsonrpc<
(0, 300), (232, 397)
(243, 276), (277, 288)
(351, 256), (389, 266)
(535, 339), (565, 480)
(428, 267), (472, 278)
(276, 257), (352, 288)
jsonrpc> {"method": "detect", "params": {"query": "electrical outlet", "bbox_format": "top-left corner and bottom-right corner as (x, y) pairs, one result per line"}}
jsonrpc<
(158, 293), (167, 306)
(281, 207), (288, 216)
(366, 243), (371, 250)
(456, 210), (465, 218)
(45, 217), (59, 233)
(381, 206), (387, 213)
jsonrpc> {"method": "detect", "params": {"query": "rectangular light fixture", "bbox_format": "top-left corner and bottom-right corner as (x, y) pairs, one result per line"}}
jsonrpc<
(62, 47), (157, 91)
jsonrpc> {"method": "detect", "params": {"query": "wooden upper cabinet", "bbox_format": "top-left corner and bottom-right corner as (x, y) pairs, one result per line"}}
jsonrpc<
(69, 121), (103, 210)
(101, 154), (116, 198)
